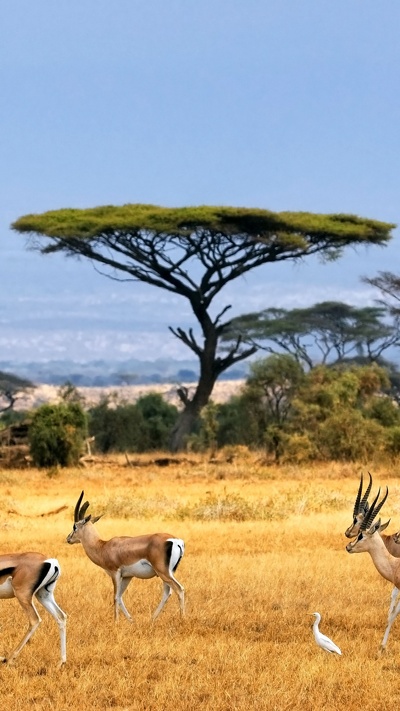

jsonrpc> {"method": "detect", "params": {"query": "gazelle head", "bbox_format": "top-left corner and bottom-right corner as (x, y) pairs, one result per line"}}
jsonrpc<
(345, 472), (373, 538)
(66, 491), (102, 545)
(346, 487), (390, 554)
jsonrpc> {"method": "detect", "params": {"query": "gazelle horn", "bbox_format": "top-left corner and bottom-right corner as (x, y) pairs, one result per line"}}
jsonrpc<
(74, 491), (84, 522)
(353, 472), (372, 518)
(359, 471), (373, 514)
(74, 491), (90, 522)
(360, 487), (388, 531)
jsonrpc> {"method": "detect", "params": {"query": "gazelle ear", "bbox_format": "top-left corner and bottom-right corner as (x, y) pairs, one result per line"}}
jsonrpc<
(83, 514), (92, 524)
(379, 519), (391, 532)
(91, 515), (103, 524)
(369, 519), (381, 535)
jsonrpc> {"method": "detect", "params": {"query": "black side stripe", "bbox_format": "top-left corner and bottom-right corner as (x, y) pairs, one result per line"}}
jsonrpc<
(32, 561), (51, 596)
(165, 541), (183, 573)
(0, 567), (15, 578)
(173, 544), (183, 573)
(31, 561), (59, 596)
(165, 540), (173, 570)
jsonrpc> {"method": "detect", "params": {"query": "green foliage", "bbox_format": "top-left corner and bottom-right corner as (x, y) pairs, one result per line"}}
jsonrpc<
(213, 397), (253, 447)
(364, 396), (400, 427)
(187, 401), (220, 453)
(134, 393), (178, 450)
(88, 393), (179, 453)
(313, 410), (386, 462)
(88, 399), (145, 453)
(207, 359), (400, 463)
(0, 409), (29, 428)
(12, 204), (394, 247)
(222, 301), (400, 369)
(384, 426), (400, 457)
(29, 401), (87, 467)
(244, 355), (305, 424)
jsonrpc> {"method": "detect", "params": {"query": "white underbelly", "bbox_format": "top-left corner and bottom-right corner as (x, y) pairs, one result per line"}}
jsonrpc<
(121, 560), (156, 580)
(0, 576), (14, 599)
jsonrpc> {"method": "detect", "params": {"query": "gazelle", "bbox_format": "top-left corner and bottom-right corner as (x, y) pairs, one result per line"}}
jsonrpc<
(346, 487), (400, 652)
(66, 491), (185, 622)
(0, 552), (66, 666)
(345, 472), (400, 556)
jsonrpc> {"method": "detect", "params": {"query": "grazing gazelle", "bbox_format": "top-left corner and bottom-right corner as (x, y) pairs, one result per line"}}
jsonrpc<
(346, 486), (400, 652)
(345, 472), (400, 556)
(67, 491), (185, 622)
(0, 552), (66, 666)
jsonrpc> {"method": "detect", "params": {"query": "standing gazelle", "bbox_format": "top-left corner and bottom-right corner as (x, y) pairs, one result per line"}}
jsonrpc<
(67, 491), (185, 621)
(346, 486), (400, 652)
(345, 472), (400, 652)
(0, 552), (66, 666)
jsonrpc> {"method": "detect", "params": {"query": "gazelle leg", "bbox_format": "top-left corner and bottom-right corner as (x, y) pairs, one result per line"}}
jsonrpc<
(152, 582), (172, 621)
(380, 586), (399, 652)
(112, 574), (133, 622)
(5, 598), (41, 665)
(35, 587), (67, 666)
(156, 573), (185, 618)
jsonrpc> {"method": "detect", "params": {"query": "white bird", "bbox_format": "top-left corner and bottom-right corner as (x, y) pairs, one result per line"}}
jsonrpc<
(310, 612), (342, 655)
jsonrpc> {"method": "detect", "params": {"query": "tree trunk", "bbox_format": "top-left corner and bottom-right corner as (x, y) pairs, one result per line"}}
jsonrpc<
(169, 370), (217, 452)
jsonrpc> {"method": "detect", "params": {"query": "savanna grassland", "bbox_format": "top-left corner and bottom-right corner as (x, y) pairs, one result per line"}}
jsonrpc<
(0, 454), (400, 711)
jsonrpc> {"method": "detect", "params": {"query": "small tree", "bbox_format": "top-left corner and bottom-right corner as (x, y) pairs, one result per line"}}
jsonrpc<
(29, 401), (87, 467)
(0, 371), (34, 413)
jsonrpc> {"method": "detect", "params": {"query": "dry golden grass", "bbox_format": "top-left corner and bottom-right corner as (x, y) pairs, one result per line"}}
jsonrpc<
(0, 456), (399, 710)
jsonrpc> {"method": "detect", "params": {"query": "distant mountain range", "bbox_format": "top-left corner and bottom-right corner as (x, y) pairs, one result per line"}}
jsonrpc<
(0, 357), (249, 387)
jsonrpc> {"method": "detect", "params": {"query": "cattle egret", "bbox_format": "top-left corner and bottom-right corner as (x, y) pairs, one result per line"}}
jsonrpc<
(310, 612), (342, 655)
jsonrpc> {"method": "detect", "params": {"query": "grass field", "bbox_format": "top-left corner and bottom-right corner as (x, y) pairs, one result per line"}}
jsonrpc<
(0, 455), (399, 710)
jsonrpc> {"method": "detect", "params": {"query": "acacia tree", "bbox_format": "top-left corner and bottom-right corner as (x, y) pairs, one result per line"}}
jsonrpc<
(363, 271), (400, 315)
(0, 371), (33, 414)
(12, 204), (394, 450)
(222, 301), (400, 369)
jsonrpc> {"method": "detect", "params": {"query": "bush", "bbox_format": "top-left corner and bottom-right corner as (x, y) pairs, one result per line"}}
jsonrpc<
(88, 399), (146, 452)
(313, 410), (386, 462)
(88, 393), (179, 453)
(384, 426), (400, 457)
(29, 402), (87, 467)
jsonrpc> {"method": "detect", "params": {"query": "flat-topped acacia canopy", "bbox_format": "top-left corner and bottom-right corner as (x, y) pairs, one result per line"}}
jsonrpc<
(12, 203), (396, 451)
(12, 203), (394, 248)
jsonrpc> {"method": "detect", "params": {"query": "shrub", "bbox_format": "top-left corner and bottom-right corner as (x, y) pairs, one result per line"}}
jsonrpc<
(29, 402), (87, 467)
(313, 410), (386, 462)
(88, 393), (179, 453)
(384, 426), (400, 457)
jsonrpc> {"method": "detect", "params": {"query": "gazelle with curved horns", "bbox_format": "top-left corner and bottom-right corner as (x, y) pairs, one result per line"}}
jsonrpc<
(67, 492), (185, 622)
(0, 553), (66, 666)
(345, 472), (400, 556)
(346, 486), (400, 652)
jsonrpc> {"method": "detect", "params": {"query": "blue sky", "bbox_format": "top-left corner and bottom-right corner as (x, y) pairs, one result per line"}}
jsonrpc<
(1, 1), (400, 363)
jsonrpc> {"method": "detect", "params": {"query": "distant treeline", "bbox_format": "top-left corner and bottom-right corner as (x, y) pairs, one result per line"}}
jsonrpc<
(6, 355), (400, 466)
